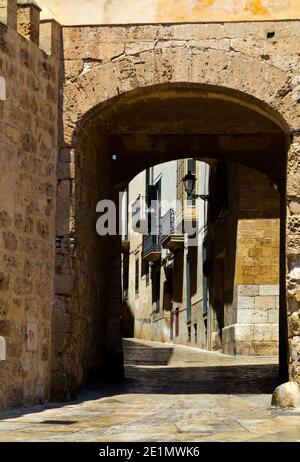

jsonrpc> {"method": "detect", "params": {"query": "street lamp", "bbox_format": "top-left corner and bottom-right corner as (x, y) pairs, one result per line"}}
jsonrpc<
(182, 171), (209, 201)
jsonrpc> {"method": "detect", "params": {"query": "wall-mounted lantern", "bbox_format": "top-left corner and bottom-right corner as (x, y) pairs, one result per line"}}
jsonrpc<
(182, 171), (209, 201)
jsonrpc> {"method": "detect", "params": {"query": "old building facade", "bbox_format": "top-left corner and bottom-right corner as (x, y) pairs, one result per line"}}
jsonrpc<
(124, 158), (281, 357)
(0, 0), (300, 409)
(122, 160), (210, 348)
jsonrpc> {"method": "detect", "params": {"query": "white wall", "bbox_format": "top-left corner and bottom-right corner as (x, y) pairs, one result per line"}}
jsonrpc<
(153, 160), (177, 217)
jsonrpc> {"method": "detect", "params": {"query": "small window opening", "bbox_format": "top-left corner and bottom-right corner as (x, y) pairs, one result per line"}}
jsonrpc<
(135, 256), (139, 295)
(194, 323), (198, 343)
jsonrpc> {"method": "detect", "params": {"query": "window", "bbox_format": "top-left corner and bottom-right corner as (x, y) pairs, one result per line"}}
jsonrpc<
(194, 323), (198, 343)
(204, 318), (208, 347)
(122, 251), (129, 300)
(188, 325), (191, 343)
(155, 270), (160, 313)
(142, 259), (150, 286)
(135, 255), (139, 295)
(202, 239), (209, 315)
(145, 168), (150, 204)
(145, 261), (150, 286)
(124, 187), (129, 240)
(132, 196), (142, 230)
(186, 252), (191, 323)
(147, 179), (161, 235)
(177, 160), (185, 206)
(153, 267), (161, 313)
(175, 307), (179, 337)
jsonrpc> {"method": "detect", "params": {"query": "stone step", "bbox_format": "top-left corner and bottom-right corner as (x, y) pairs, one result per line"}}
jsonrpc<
(124, 364), (279, 393)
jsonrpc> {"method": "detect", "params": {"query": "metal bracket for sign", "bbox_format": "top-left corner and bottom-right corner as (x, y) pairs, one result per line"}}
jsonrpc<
(0, 336), (6, 361)
(0, 76), (6, 101)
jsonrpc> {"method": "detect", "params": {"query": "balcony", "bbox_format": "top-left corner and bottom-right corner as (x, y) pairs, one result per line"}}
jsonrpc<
(161, 209), (184, 251)
(131, 195), (148, 233)
(143, 234), (161, 262)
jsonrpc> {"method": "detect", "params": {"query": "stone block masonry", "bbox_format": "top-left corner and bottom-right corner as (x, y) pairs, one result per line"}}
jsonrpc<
(223, 285), (279, 355)
(0, 0), (17, 29)
(0, 1), (60, 409)
(17, 1), (41, 45)
(58, 19), (300, 395)
(0, 5), (300, 408)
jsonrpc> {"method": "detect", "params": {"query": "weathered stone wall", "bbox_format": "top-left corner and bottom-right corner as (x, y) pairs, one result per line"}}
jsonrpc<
(17, 2), (41, 45)
(62, 21), (299, 147)
(55, 18), (300, 394)
(236, 166), (280, 286)
(52, 122), (124, 399)
(0, 2), (60, 409)
(0, 1), (299, 410)
(230, 167), (280, 355)
(287, 139), (300, 386)
(218, 165), (280, 355)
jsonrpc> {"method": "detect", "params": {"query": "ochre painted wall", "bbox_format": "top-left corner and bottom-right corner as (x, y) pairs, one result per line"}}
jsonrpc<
(38, 0), (300, 25)
(236, 165), (280, 286)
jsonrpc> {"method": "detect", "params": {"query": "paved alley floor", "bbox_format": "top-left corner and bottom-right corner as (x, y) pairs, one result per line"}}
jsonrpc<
(0, 339), (299, 442)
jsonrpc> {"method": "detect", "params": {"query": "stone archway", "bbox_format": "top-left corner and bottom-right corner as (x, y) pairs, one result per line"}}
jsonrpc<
(54, 21), (300, 399)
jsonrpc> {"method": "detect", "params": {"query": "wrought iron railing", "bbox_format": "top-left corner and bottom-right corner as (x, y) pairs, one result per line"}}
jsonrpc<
(161, 209), (175, 237)
(143, 234), (161, 257)
(142, 209), (177, 256)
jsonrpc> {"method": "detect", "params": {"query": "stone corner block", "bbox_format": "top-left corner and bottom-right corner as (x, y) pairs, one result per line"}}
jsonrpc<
(237, 295), (255, 309)
(259, 285), (280, 296)
(237, 285), (259, 297)
(271, 382), (300, 408)
(223, 323), (254, 342)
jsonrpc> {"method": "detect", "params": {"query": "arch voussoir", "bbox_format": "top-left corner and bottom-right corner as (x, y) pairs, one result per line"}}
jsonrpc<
(64, 44), (297, 145)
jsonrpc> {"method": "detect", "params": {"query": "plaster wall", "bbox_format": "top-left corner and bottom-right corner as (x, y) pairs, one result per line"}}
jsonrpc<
(37, 0), (300, 25)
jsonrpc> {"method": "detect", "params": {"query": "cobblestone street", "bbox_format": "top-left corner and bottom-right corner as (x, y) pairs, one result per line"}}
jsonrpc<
(0, 339), (299, 442)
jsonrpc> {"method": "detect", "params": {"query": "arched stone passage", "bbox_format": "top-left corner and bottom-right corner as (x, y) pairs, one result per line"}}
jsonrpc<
(72, 83), (288, 190)
(63, 41), (296, 145)
(55, 22), (300, 398)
